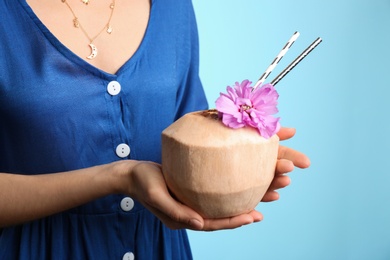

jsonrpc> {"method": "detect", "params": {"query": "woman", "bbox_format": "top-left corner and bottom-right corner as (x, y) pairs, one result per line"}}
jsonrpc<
(0, 0), (310, 259)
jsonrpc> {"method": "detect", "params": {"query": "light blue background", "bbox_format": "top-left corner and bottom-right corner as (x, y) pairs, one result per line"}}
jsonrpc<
(188, 1), (390, 259)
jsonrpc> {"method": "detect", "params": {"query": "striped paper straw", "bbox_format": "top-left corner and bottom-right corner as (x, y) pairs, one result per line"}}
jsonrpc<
(270, 37), (322, 86)
(253, 31), (300, 89)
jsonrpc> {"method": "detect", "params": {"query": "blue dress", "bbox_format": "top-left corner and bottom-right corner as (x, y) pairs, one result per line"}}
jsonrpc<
(0, 0), (208, 259)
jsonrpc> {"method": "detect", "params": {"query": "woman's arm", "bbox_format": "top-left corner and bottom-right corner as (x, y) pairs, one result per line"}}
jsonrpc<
(0, 161), (134, 228)
(0, 160), (257, 231)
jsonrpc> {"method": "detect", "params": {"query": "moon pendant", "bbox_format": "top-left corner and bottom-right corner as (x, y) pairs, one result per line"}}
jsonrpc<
(87, 43), (98, 60)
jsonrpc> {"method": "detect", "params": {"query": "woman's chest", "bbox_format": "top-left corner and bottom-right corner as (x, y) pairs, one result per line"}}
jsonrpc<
(26, 0), (151, 74)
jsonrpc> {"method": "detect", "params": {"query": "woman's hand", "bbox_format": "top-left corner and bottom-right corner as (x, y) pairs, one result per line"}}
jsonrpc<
(123, 161), (263, 231)
(261, 127), (311, 202)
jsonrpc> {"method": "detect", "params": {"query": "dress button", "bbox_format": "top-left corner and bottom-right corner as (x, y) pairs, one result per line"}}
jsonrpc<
(120, 197), (134, 212)
(107, 81), (121, 96)
(122, 252), (135, 260)
(116, 143), (130, 158)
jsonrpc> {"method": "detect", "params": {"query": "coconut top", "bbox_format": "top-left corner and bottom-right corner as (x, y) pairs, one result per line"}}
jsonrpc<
(162, 109), (279, 147)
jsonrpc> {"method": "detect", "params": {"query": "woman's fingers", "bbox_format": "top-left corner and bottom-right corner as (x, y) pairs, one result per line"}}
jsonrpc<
(275, 158), (294, 175)
(277, 127), (296, 141)
(277, 127), (310, 168)
(130, 162), (205, 230)
(145, 198), (204, 230)
(202, 210), (263, 231)
(261, 190), (280, 202)
(278, 145), (311, 169)
(261, 159), (293, 202)
(261, 175), (291, 202)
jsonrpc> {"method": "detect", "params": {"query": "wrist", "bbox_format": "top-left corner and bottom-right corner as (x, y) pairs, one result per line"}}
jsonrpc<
(107, 160), (139, 195)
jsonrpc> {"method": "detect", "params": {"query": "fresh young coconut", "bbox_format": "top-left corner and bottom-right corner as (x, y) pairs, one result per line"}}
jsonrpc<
(161, 109), (279, 219)
(162, 80), (281, 218)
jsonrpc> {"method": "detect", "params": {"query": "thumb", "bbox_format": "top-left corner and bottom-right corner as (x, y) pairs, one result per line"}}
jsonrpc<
(144, 188), (204, 230)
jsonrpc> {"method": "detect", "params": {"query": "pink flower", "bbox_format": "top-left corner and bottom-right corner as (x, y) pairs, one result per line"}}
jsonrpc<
(215, 80), (280, 139)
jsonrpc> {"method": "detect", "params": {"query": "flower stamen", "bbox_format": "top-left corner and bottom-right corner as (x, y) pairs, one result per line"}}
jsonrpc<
(241, 105), (251, 111)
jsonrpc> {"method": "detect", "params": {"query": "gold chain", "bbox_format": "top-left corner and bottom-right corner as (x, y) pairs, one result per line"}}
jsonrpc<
(61, 0), (116, 59)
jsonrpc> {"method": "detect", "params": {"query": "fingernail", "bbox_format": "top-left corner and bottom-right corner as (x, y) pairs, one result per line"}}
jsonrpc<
(254, 217), (262, 223)
(189, 219), (203, 230)
(254, 214), (263, 222)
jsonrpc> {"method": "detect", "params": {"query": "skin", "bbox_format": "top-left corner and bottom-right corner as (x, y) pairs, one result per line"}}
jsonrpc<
(0, 127), (310, 230)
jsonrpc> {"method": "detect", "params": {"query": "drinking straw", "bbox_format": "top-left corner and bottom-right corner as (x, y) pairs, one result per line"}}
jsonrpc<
(271, 37), (322, 86)
(253, 31), (300, 89)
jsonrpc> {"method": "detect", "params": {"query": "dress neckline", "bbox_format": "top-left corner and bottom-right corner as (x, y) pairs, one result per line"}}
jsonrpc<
(17, 0), (154, 78)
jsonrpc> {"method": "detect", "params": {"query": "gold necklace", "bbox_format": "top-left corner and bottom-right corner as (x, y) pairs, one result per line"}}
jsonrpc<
(81, 0), (91, 5)
(61, 0), (116, 59)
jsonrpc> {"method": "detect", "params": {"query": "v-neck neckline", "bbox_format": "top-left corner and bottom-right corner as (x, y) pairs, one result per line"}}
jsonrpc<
(17, 0), (154, 79)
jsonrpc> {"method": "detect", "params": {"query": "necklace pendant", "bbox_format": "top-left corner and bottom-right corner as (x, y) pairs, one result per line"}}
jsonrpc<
(73, 18), (80, 28)
(87, 43), (98, 60)
(107, 25), (113, 34)
(63, 0), (116, 60)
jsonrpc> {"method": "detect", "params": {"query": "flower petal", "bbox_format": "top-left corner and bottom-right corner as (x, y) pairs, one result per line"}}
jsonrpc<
(222, 114), (245, 129)
(251, 83), (279, 115)
(216, 93), (237, 114)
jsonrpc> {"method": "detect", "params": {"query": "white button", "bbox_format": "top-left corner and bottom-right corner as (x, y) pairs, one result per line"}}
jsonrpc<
(122, 252), (135, 260)
(116, 143), (130, 158)
(120, 197), (134, 212)
(107, 81), (121, 96)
